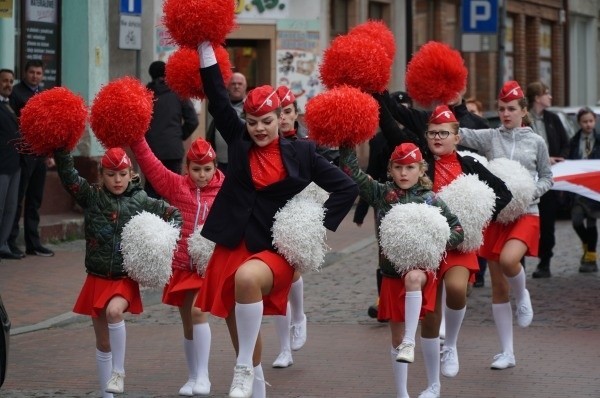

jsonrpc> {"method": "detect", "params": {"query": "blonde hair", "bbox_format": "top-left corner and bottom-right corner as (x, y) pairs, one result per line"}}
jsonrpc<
(388, 159), (432, 189)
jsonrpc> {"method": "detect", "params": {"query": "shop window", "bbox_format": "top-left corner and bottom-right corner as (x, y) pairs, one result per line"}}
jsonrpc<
(368, 1), (390, 23)
(330, 0), (349, 37)
(539, 22), (552, 87)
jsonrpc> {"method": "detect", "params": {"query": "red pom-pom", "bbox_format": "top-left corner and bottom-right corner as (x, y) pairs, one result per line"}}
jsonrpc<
(348, 20), (396, 62)
(304, 86), (379, 147)
(405, 41), (467, 108)
(162, 0), (236, 48)
(90, 77), (153, 148)
(319, 34), (392, 93)
(19, 87), (87, 155)
(166, 45), (233, 99)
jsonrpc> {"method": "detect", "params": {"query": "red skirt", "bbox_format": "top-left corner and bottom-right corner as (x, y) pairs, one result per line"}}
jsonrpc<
(438, 250), (479, 279)
(478, 215), (540, 261)
(196, 241), (295, 318)
(377, 270), (438, 323)
(73, 274), (143, 318)
(162, 268), (204, 307)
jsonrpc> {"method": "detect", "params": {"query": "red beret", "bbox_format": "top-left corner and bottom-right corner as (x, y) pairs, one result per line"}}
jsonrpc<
(276, 86), (296, 108)
(101, 148), (132, 170)
(187, 138), (216, 164)
(390, 143), (423, 165)
(498, 80), (524, 102)
(429, 105), (457, 124)
(243, 85), (280, 117)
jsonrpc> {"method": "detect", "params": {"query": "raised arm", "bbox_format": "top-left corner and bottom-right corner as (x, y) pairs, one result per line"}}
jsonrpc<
(130, 138), (181, 201)
(54, 149), (94, 209)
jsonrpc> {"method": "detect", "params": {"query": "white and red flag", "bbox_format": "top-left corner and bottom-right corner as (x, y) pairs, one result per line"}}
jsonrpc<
(551, 160), (600, 202)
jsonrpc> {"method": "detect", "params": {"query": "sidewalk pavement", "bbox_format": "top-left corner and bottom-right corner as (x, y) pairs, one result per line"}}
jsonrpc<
(0, 212), (599, 397)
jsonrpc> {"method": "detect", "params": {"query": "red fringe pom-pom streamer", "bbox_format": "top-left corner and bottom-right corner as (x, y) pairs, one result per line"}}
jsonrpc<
(304, 86), (379, 147)
(162, 0), (236, 48)
(19, 87), (87, 156)
(90, 77), (153, 148)
(166, 45), (233, 100)
(405, 41), (468, 108)
(319, 33), (392, 93)
(348, 20), (396, 62)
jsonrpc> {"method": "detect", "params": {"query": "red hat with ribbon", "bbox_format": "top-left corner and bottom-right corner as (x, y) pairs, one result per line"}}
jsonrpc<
(187, 138), (216, 164)
(276, 86), (296, 108)
(429, 105), (458, 124)
(243, 85), (281, 117)
(390, 143), (423, 165)
(101, 148), (132, 170)
(498, 80), (524, 102)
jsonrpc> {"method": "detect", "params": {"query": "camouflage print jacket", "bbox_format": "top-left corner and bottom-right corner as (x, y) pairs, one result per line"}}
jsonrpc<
(54, 150), (182, 279)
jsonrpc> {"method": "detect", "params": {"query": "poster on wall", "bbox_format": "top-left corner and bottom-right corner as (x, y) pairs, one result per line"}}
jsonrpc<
(275, 19), (322, 114)
(20, 0), (61, 88)
(235, 0), (289, 20)
(0, 0), (13, 18)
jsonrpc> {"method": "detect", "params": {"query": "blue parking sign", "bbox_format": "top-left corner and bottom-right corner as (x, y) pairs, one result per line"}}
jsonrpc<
(120, 0), (142, 15)
(462, 0), (498, 33)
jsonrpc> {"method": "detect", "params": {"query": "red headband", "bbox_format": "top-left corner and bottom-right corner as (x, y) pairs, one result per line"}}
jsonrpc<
(101, 148), (132, 170)
(498, 80), (524, 102)
(276, 85), (296, 108)
(390, 143), (423, 165)
(187, 138), (216, 164)
(243, 85), (280, 116)
(429, 105), (457, 124)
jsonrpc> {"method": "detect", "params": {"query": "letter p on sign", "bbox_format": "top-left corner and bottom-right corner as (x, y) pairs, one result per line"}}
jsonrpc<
(461, 0), (498, 34)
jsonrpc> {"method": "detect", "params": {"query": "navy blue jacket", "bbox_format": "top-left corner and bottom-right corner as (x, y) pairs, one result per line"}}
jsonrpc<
(199, 64), (358, 252)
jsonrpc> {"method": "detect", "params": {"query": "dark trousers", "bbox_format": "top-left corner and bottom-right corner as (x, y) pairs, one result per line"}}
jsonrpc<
(144, 158), (182, 199)
(9, 156), (47, 250)
(537, 190), (560, 268)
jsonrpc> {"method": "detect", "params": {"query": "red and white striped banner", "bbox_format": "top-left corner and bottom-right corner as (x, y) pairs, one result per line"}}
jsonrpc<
(551, 160), (600, 202)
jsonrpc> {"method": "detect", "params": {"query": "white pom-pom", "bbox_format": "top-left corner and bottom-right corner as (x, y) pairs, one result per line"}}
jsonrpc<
(438, 174), (496, 252)
(187, 225), (215, 276)
(272, 195), (329, 273)
(295, 182), (329, 204)
(458, 150), (489, 167)
(487, 158), (535, 224)
(121, 211), (180, 288)
(379, 203), (450, 274)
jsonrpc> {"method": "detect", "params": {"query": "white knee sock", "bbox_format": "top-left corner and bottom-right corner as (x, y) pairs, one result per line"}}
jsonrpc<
(193, 323), (211, 380)
(420, 337), (441, 388)
(439, 285), (446, 338)
(492, 303), (513, 355)
(507, 267), (527, 303)
(274, 302), (292, 352)
(183, 338), (197, 381)
(96, 349), (114, 398)
(235, 301), (263, 367)
(443, 305), (466, 348)
(403, 291), (422, 345)
(108, 320), (126, 374)
(390, 346), (409, 398)
(252, 363), (266, 398)
(289, 277), (305, 324)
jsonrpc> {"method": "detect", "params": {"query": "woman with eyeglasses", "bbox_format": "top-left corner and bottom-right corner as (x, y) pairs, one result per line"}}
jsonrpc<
(457, 81), (553, 371)
(375, 98), (512, 398)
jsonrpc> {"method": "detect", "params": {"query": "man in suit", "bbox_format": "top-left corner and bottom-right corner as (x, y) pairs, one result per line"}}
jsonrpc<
(0, 69), (23, 260)
(8, 60), (55, 257)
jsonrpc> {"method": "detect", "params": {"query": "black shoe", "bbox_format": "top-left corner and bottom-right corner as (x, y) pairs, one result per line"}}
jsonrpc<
(579, 263), (598, 273)
(474, 275), (485, 288)
(26, 246), (55, 257)
(0, 251), (24, 260)
(532, 268), (551, 278)
(8, 243), (25, 257)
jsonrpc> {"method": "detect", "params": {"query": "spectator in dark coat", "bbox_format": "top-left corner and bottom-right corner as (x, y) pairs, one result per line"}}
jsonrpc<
(8, 60), (54, 257)
(0, 69), (22, 260)
(144, 61), (199, 199)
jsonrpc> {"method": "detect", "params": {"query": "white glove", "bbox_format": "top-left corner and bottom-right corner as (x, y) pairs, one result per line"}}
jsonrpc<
(198, 41), (217, 68)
